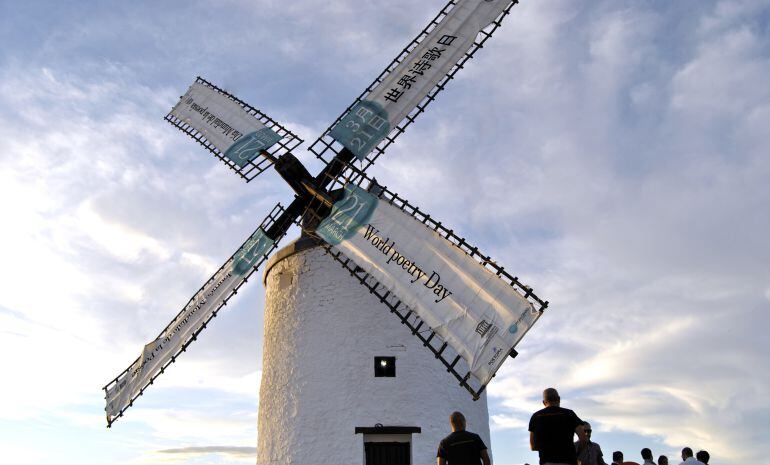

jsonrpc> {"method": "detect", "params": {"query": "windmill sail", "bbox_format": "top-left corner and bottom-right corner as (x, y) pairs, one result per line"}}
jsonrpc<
(105, 0), (531, 426)
(103, 203), (290, 426)
(165, 77), (303, 182)
(309, 172), (547, 397)
(310, 0), (520, 174)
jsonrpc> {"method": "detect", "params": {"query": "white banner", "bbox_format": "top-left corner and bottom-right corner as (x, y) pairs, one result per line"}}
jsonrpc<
(316, 184), (540, 384)
(170, 81), (281, 168)
(105, 229), (274, 420)
(330, 0), (513, 160)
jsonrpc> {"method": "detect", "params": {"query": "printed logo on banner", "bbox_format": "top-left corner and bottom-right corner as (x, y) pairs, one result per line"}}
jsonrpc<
(487, 346), (504, 367)
(223, 127), (282, 168)
(329, 100), (390, 160)
(233, 228), (275, 275)
(316, 184), (378, 246)
(476, 320), (492, 337)
(476, 320), (499, 339)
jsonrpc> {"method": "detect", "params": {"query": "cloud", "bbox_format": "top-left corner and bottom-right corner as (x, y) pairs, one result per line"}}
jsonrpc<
(490, 413), (527, 431)
(405, 1), (770, 464)
(346, 7), (767, 465)
(1, 1), (769, 465)
(157, 446), (256, 457)
(0, 60), (271, 427)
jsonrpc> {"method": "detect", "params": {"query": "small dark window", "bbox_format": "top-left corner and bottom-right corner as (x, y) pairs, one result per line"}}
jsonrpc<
(374, 356), (396, 377)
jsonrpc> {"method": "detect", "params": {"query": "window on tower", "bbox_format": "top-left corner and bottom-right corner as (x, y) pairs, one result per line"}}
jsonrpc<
(374, 356), (396, 377)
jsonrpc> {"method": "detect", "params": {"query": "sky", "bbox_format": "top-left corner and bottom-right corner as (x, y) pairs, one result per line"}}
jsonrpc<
(1, 0), (769, 464)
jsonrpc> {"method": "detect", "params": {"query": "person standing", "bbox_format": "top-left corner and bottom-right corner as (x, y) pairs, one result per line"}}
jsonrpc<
(678, 447), (705, 465)
(437, 411), (491, 465)
(658, 456), (669, 465)
(574, 422), (607, 465)
(611, 451), (640, 465)
(529, 387), (587, 465)
(641, 448), (656, 465)
(695, 451), (709, 464)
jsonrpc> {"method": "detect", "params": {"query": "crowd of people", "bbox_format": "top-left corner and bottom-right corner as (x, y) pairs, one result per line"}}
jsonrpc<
(528, 387), (711, 465)
(602, 446), (710, 465)
(435, 387), (712, 465)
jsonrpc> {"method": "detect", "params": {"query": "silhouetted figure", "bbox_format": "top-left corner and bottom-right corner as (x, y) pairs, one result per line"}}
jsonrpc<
(574, 422), (607, 465)
(609, 451), (640, 465)
(695, 451), (710, 464)
(679, 447), (705, 465)
(641, 448), (655, 465)
(658, 456), (669, 465)
(437, 411), (491, 465)
(529, 388), (587, 465)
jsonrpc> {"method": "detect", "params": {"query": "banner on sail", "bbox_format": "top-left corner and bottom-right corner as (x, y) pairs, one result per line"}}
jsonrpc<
(316, 184), (541, 384)
(169, 81), (282, 168)
(105, 229), (274, 420)
(329, 0), (513, 160)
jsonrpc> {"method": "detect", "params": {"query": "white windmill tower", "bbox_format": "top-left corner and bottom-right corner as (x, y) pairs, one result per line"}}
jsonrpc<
(257, 235), (492, 464)
(104, 2), (548, 464)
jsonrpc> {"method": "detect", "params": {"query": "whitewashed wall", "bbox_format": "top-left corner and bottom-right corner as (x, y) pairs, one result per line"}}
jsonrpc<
(257, 240), (490, 465)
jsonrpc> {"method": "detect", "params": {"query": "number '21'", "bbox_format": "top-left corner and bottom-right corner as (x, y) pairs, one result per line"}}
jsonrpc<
(330, 193), (365, 230)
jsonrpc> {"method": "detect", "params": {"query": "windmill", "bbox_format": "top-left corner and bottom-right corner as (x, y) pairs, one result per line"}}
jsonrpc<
(104, 0), (548, 448)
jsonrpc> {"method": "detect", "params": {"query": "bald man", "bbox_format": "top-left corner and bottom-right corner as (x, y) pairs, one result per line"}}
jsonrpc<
(529, 388), (587, 465)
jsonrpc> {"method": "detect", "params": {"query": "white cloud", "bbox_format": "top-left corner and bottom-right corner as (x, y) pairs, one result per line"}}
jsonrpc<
(157, 446), (256, 457)
(132, 407), (257, 443)
(490, 414), (527, 431)
(1, 1), (769, 465)
(0, 62), (268, 430)
(428, 2), (770, 464)
(73, 200), (172, 263)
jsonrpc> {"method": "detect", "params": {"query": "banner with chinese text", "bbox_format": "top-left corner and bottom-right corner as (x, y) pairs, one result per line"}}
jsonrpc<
(330, 0), (513, 160)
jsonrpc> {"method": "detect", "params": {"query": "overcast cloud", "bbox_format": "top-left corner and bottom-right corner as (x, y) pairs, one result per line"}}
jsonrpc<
(1, 1), (768, 464)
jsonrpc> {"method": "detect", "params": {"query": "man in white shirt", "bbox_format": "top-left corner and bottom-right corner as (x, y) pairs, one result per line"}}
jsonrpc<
(678, 447), (705, 465)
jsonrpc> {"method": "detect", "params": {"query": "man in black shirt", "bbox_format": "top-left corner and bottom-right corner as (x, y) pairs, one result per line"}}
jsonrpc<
(437, 411), (491, 465)
(529, 388), (587, 465)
